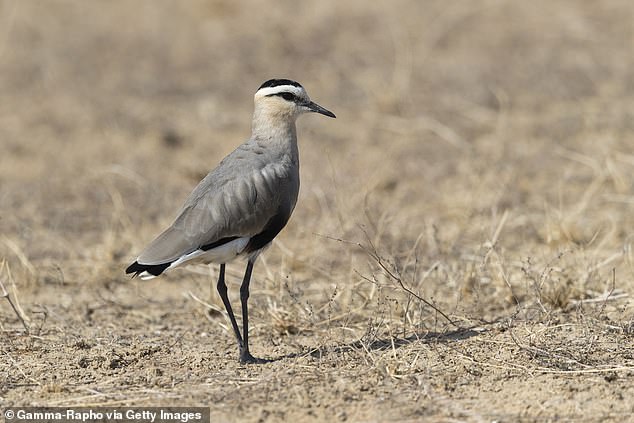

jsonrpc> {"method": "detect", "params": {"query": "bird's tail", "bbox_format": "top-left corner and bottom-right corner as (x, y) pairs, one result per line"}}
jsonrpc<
(125, 261), (171, 280)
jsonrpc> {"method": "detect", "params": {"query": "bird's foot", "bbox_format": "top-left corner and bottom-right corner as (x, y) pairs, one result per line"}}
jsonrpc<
(239, 350), (270, 364)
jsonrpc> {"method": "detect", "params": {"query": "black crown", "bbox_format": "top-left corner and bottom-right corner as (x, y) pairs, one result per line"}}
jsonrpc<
(258, 79), (303, 90)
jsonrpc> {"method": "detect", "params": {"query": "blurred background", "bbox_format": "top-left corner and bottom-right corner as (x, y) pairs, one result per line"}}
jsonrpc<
(2, 0), (634, 417)
(1, 0), (634, 325)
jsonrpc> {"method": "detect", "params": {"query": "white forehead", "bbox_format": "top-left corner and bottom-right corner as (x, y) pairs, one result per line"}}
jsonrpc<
(255, 85), (307, 99)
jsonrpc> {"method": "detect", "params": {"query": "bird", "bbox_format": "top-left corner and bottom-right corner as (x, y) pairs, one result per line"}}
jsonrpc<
(126, 78), (335, 364)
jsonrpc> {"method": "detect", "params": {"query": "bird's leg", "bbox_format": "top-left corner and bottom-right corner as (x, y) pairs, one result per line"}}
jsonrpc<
(239, 260), (263, 364)
(216, 263), (244, 352)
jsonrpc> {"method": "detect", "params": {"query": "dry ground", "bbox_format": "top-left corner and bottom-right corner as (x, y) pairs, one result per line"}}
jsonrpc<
(2, 1), (634, 421)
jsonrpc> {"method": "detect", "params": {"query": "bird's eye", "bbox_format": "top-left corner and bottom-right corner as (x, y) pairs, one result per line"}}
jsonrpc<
(280, 92), (295, 102)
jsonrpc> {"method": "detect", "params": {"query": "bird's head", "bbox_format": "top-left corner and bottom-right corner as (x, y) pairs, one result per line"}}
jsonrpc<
(254, 79), (336, 122)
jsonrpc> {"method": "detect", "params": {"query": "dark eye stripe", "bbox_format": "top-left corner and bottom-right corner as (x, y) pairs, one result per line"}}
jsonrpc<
(267, 92), (298, 102)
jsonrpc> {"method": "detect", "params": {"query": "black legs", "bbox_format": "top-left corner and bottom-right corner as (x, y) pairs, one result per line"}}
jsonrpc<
(216, 264), (243, 348)
(216, 260), (264, 364)
(239, 260), (256, 363)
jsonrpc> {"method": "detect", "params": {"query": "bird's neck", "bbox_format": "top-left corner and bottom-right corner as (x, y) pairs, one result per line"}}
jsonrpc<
(251, 108), (298, 146)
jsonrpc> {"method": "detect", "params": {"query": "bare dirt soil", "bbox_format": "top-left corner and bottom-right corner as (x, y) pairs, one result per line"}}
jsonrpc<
(2, 1), (634, 421)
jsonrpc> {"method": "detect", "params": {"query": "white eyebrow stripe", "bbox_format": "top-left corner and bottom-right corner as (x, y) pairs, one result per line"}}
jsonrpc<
(255, 85), (305, 98)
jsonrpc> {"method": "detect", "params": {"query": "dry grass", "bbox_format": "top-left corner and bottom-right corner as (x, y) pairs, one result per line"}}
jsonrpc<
(2, 0), (634, 421)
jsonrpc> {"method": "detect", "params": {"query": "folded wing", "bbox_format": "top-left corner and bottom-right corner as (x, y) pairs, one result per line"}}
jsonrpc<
(132, 160), (296, 268)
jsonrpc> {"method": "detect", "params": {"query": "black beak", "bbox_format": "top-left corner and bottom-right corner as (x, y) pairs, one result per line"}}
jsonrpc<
(306, 101), (336, 118)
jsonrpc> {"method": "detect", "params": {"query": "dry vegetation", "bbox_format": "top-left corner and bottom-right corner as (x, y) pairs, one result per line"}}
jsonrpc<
(2, 0), (634, 421)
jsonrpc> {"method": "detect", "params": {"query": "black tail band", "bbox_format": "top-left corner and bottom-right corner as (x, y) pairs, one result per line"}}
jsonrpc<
(125, 261), (171, 278)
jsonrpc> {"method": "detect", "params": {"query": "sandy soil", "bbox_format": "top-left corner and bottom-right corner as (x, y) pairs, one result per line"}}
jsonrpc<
(2, 1), (634, 421)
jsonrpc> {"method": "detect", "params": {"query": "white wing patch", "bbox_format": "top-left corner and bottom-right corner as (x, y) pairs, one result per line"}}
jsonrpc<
(139, 237), (250, 280)
(172, 237), (250, 267)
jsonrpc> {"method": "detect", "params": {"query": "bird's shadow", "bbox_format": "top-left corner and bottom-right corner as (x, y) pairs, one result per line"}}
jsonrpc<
(269, 325), (487, 363)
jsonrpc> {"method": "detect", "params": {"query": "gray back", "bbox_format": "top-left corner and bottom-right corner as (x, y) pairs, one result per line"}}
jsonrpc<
(137, 136), (299, 265)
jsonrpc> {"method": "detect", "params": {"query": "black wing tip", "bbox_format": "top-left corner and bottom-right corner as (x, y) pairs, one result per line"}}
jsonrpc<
(125, 261), (170, 278)
(258, 78), (303, 90)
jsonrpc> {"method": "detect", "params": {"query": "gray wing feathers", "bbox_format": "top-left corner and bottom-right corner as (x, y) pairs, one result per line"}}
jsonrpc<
(137, 153), (296, 265)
